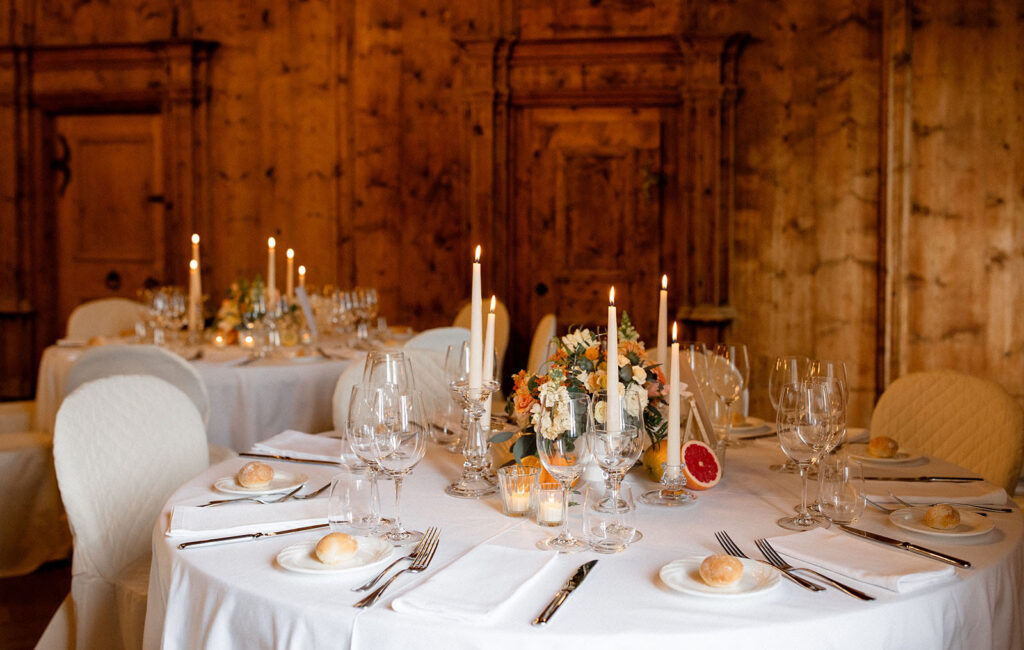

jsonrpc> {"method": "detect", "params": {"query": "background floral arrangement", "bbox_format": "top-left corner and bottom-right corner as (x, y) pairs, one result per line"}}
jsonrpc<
(494, 313), (667, 463)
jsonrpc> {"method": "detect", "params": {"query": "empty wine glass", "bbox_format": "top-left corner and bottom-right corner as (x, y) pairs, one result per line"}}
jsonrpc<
(370, 389), (427, 546)
(535, 392), (592, 552)
(591, 424), (643, 515)
(710, 343), (749, 447)
(768, 355), (807, 473)
(807, 360), (848, 445)
(776, 381), (837, 531)
(363, 349), (415, 392)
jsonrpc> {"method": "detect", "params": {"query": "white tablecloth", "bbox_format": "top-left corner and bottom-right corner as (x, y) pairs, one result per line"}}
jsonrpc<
(34, 345), (354, 452)
(145, 441), (1024, 649)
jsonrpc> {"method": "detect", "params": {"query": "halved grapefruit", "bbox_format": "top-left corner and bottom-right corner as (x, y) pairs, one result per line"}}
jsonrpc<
(681, 440), (722, 490)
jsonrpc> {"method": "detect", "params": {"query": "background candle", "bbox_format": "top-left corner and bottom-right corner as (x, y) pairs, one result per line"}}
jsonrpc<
(657, 274), (668, 366)
(469, 245), (483, 390)
(285, 248), (295, 300)
(267, 237), (277, 304)
(298, 265), (306, 289)
(607, 287), (621, 432)
(482, 295), (496, 420)
(668, 322), (681, 466)
(188, 259), (201, 334)
(191, 233), (200, 264)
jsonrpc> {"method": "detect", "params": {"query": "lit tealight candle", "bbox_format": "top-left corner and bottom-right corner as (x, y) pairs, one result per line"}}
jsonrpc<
(508, 488), (531, 514)
(213, 332), (226, 347)
(537, 491), (564, 525)
(242, 334), (255, 348)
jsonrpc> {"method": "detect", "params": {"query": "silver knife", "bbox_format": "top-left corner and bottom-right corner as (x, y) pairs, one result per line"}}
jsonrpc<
(240, 452), (342, 467)
(863, 476), (984, 483)
(532, 560), (597, 626)
(178, 523), (329, 550)
(838, 525), (971, 568)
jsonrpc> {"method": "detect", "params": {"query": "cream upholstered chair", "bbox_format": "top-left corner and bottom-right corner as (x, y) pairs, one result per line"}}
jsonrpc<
(870, 370), (1024, 494)
(331, 362), (365, 432)
(527, 314), (557, 374)
(0, 400), (34, 433)
(453, 299), (510, 386)
(65, 345), (234, 464)
(51, 375), (208, 650)
(404, 326), (470, 354)
(65, 298), (148, 340)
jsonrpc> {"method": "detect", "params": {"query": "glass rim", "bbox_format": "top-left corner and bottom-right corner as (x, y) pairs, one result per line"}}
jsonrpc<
(497, 464), (540, 478)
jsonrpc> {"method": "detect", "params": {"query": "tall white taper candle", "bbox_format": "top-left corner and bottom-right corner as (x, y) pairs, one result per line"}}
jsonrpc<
(469, 246), (483, 390)
(286, 248), (295, 301)
(483, 295), (496, 420)
(668, 322), (681, 466)
(607, 287), (621, 432)
(267, 237), (277, 304)
(657, 274), (668, 366)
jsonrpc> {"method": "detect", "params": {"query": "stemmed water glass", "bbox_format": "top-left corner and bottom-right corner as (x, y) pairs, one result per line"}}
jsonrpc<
(775, 381), (839, 531)
(369, 388), (427, 546)
(807, 360), (848, 446)
(535, 393), (592, 552)
(710, 343), (749, 447)
(590, 389), (643, 515)
(768, 355), (807, 473)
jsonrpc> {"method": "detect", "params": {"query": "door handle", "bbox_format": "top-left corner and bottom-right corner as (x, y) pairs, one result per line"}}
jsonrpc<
(105, 270), (122, 291)
(535, 282), (548, 296)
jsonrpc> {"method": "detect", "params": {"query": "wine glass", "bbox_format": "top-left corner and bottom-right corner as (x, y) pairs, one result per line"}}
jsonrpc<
(768, 355), (807, 473)
(775, 381), (836, 531)
(807, 360), (848, 445)
(535, 392), (592, 552)
(591, 388), (643, 515)
(710, 343), (749, 447)
(363, 349), (415, 392)
(370, 389), (427, 546)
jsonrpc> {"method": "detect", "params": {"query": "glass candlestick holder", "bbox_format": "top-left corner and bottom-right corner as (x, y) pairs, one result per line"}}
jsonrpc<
(639, 461), (696, 507)
(444, 379), (499, 498)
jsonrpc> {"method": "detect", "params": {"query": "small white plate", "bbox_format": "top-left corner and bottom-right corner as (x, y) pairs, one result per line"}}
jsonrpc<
(888, 506), (995, 538)
(276, 536), (394, 574)
(660, 556), (781, 598)
(847, 443), (924, 465)
(728, 417), (767, 433)
(214, 470), (308, 495)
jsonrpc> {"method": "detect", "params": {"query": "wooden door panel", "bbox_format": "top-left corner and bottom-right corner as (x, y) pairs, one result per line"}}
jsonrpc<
(517, 106), (664, 341)
(56, 113), (164, 327)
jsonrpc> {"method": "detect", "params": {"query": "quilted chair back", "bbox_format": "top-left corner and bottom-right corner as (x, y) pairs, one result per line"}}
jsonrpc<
(404, 327), (470, 354)
(870, 370), (1024, 493)
(527, 314), (557, 374)
(66, 298), (148, 340)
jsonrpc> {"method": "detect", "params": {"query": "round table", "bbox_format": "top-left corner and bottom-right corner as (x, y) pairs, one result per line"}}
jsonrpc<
(34, 344), (355, 451)
(144, 440), (1024, 649)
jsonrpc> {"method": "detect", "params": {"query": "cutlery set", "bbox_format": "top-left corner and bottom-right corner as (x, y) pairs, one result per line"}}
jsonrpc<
(197, 482), (330, 508)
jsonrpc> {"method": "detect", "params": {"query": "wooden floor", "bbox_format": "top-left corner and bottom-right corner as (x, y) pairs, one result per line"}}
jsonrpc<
(0, 560), (70, 650)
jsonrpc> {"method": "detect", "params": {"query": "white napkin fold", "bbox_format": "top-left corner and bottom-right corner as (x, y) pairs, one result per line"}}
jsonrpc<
(864, 482), (1007, 506)
(198, 346), (252, 365)
(253, 430), (344, 463)
(318, 345), (363, 360)
(167, 499), (327, 538)
(391, 544), (556, 623)
(767, 528), (956, 593)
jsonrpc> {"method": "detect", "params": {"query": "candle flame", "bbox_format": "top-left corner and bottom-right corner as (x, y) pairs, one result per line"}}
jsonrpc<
(191, 233), (200, 245)
(286, 248), (294, 259)
(189, 259), (198, 271)
(268, 236), (276, 248)
(662, 274), (668, 290)
(609, 286), (615, 305)
(489, 295), (496, 312)
(474, 245), (481, 262)
(672, 321), (678, 342)
(298, 265), (306, 275)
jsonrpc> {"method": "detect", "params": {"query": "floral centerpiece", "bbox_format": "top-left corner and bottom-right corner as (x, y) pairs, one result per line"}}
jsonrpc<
(494, 313), (667, 466)
(214, 277), (266, 344)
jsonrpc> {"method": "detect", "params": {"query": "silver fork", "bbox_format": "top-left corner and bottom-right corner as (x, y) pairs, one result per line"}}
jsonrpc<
(292, 483), (330, 500)
(865, 497), (899, 513)
(888, 491), (1004, 514)
(352, 526), (438, 592)
(755, 538), (874, 601)
(354, 528), (440, 608)
(198, 485), (302, 508)
(714, 530), (824, 592)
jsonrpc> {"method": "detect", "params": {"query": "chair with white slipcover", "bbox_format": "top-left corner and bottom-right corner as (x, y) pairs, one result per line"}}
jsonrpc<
(453, 299), (510, 387)
(527, 314), (557, 374)
(870, 369), (1024, 494)
(65, 298), (148, 341)
(65, 345), (234, 464)
(0, 400), (34, 433)
(50, 375), (209, 650)
(404, 326), (470, 354)
(331, 362), (365, 433)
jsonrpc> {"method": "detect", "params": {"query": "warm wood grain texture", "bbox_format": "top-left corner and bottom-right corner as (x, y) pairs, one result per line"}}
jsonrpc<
(0, 0), (1021, 429)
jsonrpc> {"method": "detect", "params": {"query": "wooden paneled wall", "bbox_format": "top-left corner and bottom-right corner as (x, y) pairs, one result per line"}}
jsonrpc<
(1, 0), (1022, 430)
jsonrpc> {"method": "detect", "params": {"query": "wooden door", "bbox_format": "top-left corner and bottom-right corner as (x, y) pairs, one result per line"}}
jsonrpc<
(512, 106), (665, 345)
(54, 113), (165, 327)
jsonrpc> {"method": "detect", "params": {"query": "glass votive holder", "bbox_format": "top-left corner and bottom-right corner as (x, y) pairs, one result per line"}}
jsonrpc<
(534, 482), (564, 527)
(497, 465), (538, 517)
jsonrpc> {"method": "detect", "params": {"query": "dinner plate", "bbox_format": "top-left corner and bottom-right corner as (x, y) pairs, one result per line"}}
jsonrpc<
(847, 443), (924, 465)
(214, 470), (308, 495)
(728, 417), (767, 433)
(659, 556), (781, 598)
(276, 536), (394, 574)
(888, 506), (995, 538)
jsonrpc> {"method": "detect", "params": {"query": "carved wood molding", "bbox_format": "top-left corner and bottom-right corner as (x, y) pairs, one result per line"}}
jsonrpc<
(457, 33), (745, 337)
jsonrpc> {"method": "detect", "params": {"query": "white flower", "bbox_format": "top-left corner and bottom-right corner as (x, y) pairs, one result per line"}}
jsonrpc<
(626, 384), (648, 418)
(618, 353), (628, 368)
(593, 400), (607, 425)
(561, 328), (595, 352)
(576, 369), (591, 388)
(631, 365), (647, 384)
(533, 383), (573, 440)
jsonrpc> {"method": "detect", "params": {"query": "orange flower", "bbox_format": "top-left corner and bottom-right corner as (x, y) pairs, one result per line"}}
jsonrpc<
(584, 345), (600, 362)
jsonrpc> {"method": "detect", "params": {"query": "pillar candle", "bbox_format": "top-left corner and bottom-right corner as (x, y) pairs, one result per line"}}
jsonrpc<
(188, 259), (201, 333)
(482, 295), (496, 420)
(267, 237), (277, 304)
(657, 274), (668, 366)
(668, 322), (681, 466)
(298, 265), (306, 289)
(607, 287), (621, 432)
(286, 248), (295, 300)
(469, 246), (483, 390)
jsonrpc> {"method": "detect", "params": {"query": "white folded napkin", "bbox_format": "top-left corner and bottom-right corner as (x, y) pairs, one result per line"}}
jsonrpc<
(318, 345), (363, 360)
(167, 499), (327, 538)
(198, 346), (251, 365)
(865, 481), (1007, 506)
(767, 528), (956, 593)
(391, 544), (556, 623)
(253, 430), (344, 463)
(846, 427), (870, 443)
